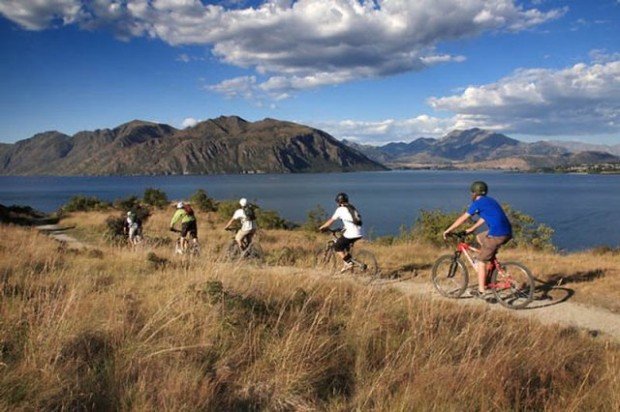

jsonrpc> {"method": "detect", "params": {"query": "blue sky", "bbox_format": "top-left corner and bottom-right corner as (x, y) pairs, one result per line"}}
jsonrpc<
(1, 0), (619, 145)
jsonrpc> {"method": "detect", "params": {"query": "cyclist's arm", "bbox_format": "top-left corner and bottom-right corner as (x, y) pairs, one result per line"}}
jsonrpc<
(443, 212), (471, 238)
(466, 217), (485, 234)
(223, 217), (236, 230)
(170, 210), (184, 228)
(318, 218), (335, 231)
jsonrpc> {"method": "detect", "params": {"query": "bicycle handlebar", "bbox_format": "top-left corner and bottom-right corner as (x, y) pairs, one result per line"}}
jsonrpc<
(320, 227), (344, 234)
(445, 231), (469, 240)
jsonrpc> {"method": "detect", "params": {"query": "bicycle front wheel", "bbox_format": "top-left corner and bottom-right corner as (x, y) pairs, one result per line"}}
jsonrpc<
(431, 255), (468, 298)
(491, 261), (535, 309)
(314, 247), (337, 274)
(351, 249), (379, 278)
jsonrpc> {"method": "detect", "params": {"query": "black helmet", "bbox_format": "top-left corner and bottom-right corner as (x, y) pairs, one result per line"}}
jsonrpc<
(470, 181), (488, 195)
(335, 192), (349, 204)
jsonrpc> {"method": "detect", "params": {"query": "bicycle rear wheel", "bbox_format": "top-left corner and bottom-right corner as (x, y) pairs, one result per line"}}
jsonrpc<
(243, 243), (264, 263)
(431, 255), (468, 298)
(314, 247), (337, 274)
(351, 249), (379, 278)
(490, 261), (534, 309)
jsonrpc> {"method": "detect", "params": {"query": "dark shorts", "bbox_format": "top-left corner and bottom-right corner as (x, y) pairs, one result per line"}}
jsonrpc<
(477, 232), (511, 261)
(181, 220), (197, 239)
(334, 236), (362, 252)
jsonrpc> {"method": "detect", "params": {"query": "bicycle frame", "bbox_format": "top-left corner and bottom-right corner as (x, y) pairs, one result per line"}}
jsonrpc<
(451, 238), (512, 290)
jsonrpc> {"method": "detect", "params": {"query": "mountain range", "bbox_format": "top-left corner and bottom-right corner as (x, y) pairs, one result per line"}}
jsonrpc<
(0, 116), (386, 175)
(342, 129), (620, 171)
(1, 118), (618, 175)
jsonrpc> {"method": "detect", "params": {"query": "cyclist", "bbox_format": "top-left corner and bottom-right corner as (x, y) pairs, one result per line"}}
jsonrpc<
(169, 201), (198, 249)
(224, 198), (257, 250)
(123, 211), (142, 243)
(443, 181), (512, 297)
(318, 192), (363, 272)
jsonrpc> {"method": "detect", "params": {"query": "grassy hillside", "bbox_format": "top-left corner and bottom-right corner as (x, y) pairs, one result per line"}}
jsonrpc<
(1, 209), (619, 410)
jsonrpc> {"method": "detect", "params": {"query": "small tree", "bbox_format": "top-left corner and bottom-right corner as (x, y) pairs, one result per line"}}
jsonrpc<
(113, 195), (140, 211)
(60, 195), (111, 213)
(412, 209), (462, 246)
(302, 204), (328, 232)
(502, 204), (555, 251)
(189, 189), (217, 212)
(143, 188), (168, 209)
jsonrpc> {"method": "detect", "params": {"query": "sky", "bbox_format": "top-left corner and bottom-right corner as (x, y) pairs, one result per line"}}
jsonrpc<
(0, 0), (619, 145)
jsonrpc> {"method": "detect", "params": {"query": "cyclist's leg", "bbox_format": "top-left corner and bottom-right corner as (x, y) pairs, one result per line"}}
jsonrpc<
(235, 229), (246, 250)
(478, 235), (511, 292)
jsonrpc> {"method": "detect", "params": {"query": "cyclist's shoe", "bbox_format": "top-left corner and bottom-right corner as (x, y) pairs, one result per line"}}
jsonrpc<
(340, 261), (354, 273)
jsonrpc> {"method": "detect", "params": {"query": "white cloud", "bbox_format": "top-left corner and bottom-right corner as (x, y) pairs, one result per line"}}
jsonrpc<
(0, 0), (83, 30)
(181, 117), (199, 128)
(309, 115), (457, 144)
(428, 60), (620, 136)
(0, 0), (565, 98)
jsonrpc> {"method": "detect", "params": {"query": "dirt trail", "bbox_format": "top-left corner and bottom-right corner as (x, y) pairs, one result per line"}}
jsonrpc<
(375, 277), (620, 342)
(36, 224), (89, 250)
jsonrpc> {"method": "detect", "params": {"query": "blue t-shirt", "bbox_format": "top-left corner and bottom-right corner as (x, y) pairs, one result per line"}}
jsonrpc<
(467, 196), (512, 237)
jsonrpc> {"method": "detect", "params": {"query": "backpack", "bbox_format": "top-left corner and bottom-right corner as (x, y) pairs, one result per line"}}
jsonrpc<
(183, 204), (195, 217)
(345, 204), (363, 226)
(243, 204), (256, 221)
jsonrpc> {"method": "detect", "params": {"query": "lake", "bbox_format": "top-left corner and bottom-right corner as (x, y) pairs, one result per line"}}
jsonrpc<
(1, 171), (618, 251)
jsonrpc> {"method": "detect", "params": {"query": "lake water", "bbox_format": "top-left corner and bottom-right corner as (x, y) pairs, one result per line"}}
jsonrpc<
(1, 171), (618, 251)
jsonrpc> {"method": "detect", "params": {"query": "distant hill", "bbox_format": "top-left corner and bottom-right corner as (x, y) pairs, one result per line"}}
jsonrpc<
(343, 128), (620, 171)
(0, 117), (386, 175)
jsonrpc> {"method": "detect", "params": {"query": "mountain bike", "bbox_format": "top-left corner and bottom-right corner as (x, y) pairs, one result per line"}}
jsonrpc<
(222, 228), (263, 262)
(432, 231), (535, 309)
(315, 228), (379, 278)
(170, 228), (200, 256)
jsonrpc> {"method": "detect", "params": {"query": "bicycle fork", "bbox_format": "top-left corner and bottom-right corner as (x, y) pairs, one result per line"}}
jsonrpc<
(447, 252), (461, 278)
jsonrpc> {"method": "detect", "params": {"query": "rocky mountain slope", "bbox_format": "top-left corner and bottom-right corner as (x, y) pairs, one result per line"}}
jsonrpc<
(0, 117), (386, 175)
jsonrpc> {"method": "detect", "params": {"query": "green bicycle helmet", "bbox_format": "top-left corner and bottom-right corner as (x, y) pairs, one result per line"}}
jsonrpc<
(470, 181), (488, 195)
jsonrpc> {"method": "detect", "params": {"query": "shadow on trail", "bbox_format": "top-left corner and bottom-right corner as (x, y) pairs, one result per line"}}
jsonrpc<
(378, 263), (433, 283)
(524, 268), (606, 310)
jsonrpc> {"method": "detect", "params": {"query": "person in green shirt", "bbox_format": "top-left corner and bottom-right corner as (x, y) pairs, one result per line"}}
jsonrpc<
(170, 202), (198, 250)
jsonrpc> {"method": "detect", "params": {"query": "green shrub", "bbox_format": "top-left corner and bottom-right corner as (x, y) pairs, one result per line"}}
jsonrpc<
(257, 208), (291, 230)
(143, 188), (168, 209)
(216, 200), (239, 222)
(189, 189), (217, 212)
(61, 196), (111, 213)
(412, 209), (462, 246)
(411, 205), (555, 251)
(113, 195), (141, 211)
(502, 204), (555, 251)
(301, 204), (328, 232)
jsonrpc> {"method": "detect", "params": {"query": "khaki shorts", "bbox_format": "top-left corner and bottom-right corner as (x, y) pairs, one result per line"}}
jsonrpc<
(477, 232), (511, 261)
(235, 228), (256, 244)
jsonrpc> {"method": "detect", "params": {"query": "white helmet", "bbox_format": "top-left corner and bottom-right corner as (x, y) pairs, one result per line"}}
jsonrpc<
(176, 201), (184, 209)
(239, 198), (247, 207)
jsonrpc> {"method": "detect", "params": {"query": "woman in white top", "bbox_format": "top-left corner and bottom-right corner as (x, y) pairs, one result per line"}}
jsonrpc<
(224, 198), (258, 249)
(318, 192), (363, 271)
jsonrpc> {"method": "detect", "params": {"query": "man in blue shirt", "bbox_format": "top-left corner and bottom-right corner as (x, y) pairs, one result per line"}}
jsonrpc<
(443, 181), (513, 297)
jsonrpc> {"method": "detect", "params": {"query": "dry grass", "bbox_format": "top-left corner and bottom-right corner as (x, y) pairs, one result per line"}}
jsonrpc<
(1, 210), (619, 410)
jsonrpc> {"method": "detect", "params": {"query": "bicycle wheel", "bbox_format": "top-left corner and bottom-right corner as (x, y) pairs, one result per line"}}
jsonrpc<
(351, 249), (379, 278)
(243, 243), (264, 262)
(189, 240), (200, 257)
(221, 241), (241, 262)
(491, 261), (534, 309)
(314, 247), (337, 274)
(431, 255), (469, 298)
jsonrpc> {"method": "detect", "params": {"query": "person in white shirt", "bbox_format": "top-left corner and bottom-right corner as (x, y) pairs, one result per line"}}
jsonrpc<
(224, 198), (258, 250)
(318, 192), (363, 272)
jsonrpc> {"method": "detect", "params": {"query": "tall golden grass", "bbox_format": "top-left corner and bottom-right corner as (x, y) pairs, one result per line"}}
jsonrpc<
(1, 210), (619, 410)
